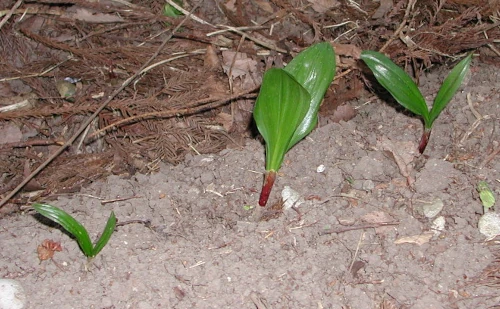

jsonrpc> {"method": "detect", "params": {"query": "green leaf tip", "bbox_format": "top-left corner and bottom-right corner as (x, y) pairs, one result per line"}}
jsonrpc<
(478, 181), (495, 211)
(360, 50), (429, 122)
(429, 53), (473, 127)
(284, 42), (336, 150)
(33, 203), (116, 258)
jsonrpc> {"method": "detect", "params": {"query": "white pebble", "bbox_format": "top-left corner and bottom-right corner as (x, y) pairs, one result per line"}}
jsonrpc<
(0, 279), (26, 309)
(478, 212), (500, 239)
(281, 186), (304, 210)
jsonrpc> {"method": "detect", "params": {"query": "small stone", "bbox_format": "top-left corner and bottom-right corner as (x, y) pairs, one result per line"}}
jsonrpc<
(281, 186), (303, 210)
(422, 198), (444, 218)
(316, 164), (326, 173)
(0, 279), (26, 309)
(200, 172), (214, 184)
(431, 216), (446, 235)
(55, 80), (76, 99)
(478, 212), (500, 239)
(338, 217), (355, 226)
(362, 180), (375, 191)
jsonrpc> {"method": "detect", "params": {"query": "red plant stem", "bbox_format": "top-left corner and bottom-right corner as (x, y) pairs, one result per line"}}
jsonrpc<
(259, 171), (276, 206)
(418, 128), (432, 154)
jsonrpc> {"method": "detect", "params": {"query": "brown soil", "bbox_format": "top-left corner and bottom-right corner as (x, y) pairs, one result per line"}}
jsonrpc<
(1, 0), (500, 308)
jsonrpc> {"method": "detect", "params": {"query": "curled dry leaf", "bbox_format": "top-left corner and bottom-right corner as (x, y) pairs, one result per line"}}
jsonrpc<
(329, 104), (357, 123)
(307, 0), (340, 13)
(332, 43), (362, 59)
(204, 45), (221, 71)
(221, 51), (258, 79)
(371, 0), (393, 19)
(361, 211), (395, 234)
(377, 136), (417, 186)
(394, 232), (433, 246)
(37, 239), (63, 261)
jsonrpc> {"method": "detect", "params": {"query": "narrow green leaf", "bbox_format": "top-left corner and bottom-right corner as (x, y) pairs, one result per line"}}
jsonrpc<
(33, 203), (93, 256)
(254, 68), (310, 171)
(361, 50), (430, 124)
(91, 211), (116, 257)
(284, 42), (336, 150)
(428, 53), (472, 127)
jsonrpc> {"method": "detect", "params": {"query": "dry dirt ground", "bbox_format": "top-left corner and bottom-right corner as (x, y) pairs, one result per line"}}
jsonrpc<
(1, 0), (500, 308)
(1, 60), (500, 308)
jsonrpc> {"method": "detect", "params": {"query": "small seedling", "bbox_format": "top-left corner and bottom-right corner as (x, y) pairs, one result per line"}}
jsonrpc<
(163, 0), (184, 17)
(360, 51), (472, 153)
(254, 42), (336, 206)
(33, 203), (116, 259)
(478, 181), (495, 213)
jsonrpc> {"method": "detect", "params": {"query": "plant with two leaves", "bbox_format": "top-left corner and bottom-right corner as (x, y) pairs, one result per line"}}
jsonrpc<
(360, 51), (473, 153)
(253, 42), (336, 206)
(33, 203), (116, 259)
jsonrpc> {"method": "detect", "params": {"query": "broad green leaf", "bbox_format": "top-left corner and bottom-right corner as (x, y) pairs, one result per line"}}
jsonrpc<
(361, 50), (430, 124)
(478, 181), (495, 210)
(254, 68), (310, 171)
(33, 203), (93, 256)
(91, 211), (116, 257)
(284, 42), (336, 151)
(428, 53), (472, 127)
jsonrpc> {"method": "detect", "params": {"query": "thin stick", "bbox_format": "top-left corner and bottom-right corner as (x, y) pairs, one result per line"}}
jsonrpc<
(0, 0), (22, 30)
(319, 221), (400, 235)
(217, 25), (287, 53)
(0, 5), (198, 208)
(0, 57), (72, 82)
(459, 93), (490, 146)
(348, 232), (365, 274)
(165, 0), (215, 27)
(379, 0), (416, 52)
(87, 86), (259, 140)
(229, 35), (247, 125)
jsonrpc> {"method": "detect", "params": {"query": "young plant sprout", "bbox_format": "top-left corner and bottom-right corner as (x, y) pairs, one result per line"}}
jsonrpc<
(360, 51), (473, 153)
(254, 42), (336, 206)
(478, 181), (496, 213)
(33, 203), (116, 258)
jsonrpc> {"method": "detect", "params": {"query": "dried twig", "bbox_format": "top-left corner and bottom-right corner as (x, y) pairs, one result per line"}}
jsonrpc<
(86, 87), (259, 140)
(214, 25), (287, 54)
(319, 221), (400, 235)
(459, 93), (491, 146)
(0, 0), (22, 30)
(0, 5), (199, 208)
(379, 0), (416, 52)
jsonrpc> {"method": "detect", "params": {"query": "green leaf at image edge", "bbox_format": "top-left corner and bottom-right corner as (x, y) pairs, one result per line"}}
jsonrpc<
(360, 50), (430, 124)
(428, 53), (473, 128)
(33, 203), (94, 256)
(91, 211), (116, 257)
(253, 68), (310, 171)
(284, 42), (336, 151)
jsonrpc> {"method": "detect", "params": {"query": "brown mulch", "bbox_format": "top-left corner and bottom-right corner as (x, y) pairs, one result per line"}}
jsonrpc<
(0, 0), (499, 211)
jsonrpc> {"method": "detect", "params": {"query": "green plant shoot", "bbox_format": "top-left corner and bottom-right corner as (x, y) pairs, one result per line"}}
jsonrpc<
(360, 51), (472, 153)
(163, 0), (183, 17)
(33, 203), (116, 258)
(254, 42), (336, 206)
(477, 181), (495, 213)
